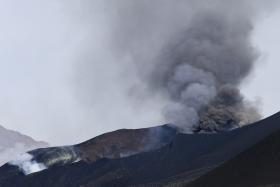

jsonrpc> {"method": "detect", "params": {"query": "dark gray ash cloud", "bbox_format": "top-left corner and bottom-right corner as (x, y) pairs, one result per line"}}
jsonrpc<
(85, 0), (277, 132)
(150, 10), (260, 132)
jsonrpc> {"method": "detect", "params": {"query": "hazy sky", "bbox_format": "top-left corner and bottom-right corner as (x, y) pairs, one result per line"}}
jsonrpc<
(0, 0), (279, 145)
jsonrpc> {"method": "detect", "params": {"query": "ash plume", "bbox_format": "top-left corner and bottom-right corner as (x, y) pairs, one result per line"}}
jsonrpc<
(69, 0), (278, 135)
(155, 11), (261, 132)
(105, 0), (277, 132)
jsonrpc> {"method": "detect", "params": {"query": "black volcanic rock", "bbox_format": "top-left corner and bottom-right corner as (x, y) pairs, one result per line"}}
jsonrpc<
(0, 113), (280, 187)
(187, 123), (280, 187)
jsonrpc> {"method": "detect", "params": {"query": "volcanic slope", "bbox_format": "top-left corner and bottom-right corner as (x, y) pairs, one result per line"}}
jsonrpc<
(0, 113), (280, 187)
(187, 122), (280, 187)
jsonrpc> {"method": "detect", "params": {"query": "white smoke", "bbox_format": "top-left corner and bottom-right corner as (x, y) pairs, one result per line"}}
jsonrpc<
(0, 142), (48, 167)
(8, 153), (47, 175)
(0, 143), (31, 166)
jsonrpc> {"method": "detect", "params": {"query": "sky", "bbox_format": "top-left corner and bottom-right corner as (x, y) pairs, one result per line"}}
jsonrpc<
(242, 12), (280, 118)
(0, 0), (279, 145)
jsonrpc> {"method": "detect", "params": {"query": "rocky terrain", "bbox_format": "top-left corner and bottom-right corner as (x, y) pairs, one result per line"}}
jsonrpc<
(0, 113), (280, 186)
(187, 122), (280, 187)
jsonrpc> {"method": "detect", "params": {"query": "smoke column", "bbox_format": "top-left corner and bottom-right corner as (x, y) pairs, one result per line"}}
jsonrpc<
(148, 9), (263, 132)
(67, 0), (279, 138)
(152, 10), (260, 132)
(98, 0), (279, 132)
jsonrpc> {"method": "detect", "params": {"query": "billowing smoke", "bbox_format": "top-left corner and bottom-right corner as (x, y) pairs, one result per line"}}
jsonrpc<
(152, 10), (261, 132)
(0, 142), (47, 167)
(8, 153), (46, 175)
(63, 0), (279, 139)
(101, 0), (277, 132)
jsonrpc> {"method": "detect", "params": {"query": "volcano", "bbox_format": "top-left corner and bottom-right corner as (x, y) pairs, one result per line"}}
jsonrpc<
(0, 113), (280, 187)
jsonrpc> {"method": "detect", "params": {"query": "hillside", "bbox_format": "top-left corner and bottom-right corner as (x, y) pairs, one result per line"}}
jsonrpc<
(0, 113), (279, 186)
(187, 123), (280, 187)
